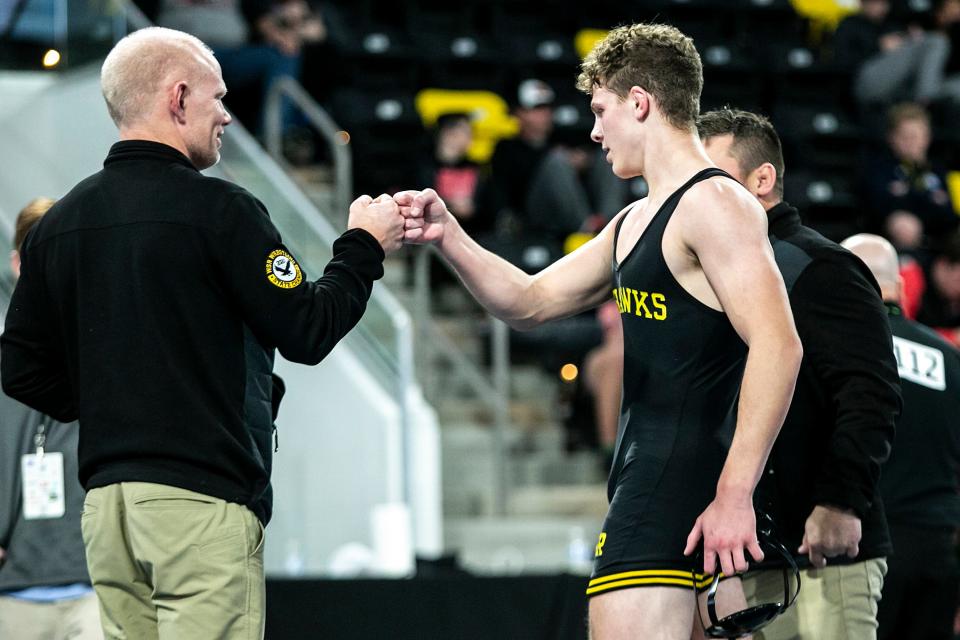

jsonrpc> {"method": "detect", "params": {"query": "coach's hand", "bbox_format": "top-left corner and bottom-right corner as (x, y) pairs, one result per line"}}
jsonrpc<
(394, 188), (453, 245)
(348, 194), (404, 254)
(798, 504), (861, 568)
(684, 494), (764, 577)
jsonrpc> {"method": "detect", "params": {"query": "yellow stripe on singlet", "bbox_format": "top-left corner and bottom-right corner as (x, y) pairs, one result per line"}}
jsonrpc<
(589, 569), (710, 585)
(587, 577), (693, 594)
(587, 569), (720, 595)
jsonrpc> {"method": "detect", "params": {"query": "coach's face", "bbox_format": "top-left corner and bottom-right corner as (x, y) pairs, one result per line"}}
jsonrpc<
(703, 134), (746, 182)
(183, 56), (231, 170)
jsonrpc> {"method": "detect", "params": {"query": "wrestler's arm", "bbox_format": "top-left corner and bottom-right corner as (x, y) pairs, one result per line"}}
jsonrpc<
(398, 188), (628, 329)
(681, 180), (803, 576)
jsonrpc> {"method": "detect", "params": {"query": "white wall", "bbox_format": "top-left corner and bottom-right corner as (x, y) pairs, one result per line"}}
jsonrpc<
(0, 67), (115, 215)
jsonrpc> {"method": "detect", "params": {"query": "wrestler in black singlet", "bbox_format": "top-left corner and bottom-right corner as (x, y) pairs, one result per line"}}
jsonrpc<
(588, 168), (749, 597)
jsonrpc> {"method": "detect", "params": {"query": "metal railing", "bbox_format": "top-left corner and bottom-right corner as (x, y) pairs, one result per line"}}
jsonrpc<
(264, 77), (352, 228)
(413, 246), (512, 515)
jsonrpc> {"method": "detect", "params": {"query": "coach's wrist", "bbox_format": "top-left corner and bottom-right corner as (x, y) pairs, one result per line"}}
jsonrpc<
(816, 503), (857, 516)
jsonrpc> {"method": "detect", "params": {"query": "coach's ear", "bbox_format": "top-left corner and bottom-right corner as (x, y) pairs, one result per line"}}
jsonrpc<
(744, 162), (778, 201)
(628, 86), (650, 122)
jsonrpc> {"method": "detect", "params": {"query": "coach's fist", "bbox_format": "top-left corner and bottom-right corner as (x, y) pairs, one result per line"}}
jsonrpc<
(348, 194), (404, 254)
(798, 504), (861, 568)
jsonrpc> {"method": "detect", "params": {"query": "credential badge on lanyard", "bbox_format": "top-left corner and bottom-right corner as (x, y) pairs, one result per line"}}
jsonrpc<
(21, 423), (65, 519)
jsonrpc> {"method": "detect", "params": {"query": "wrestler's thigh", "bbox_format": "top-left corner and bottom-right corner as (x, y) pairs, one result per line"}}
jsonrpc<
(590, 585), (695, 640)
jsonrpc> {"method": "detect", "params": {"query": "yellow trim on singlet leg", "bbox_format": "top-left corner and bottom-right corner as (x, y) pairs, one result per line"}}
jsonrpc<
(586, 576), (716, 595)
(589, 569), (712, 585)
(587, 568), (723, 595)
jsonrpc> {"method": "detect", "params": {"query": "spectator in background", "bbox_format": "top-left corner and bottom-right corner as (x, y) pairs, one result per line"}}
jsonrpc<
(0, 198), (102, 640)
(912, 233), (960, 346)
(834, 0), (960, 107)
(156, 0), (325, 137)
(490, 79), (626, 258)
(931, 0), (960, 74)
(842, 233), (960, 640)
(416, 113), (491, 235)
(863, 103), (958, 251)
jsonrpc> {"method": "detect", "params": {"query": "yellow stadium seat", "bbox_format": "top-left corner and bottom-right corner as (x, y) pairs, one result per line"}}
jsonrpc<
(564, 232), (595, 255)
(790, 0), (859, 32)
(575, 29), (609, 60)
(947, 171), (960, 216)
(414, 89), (519, 164)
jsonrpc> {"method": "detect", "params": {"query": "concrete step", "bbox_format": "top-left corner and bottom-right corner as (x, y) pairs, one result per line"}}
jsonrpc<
(444, 516), (604, 575)
(441, 425), (606, 517)
(509, 451), (607, 488)
(506, 484), (608, 519)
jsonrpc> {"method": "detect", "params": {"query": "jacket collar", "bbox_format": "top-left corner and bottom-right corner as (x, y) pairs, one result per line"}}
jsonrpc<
(767, 200), (803, 237)
(104, 140), (196, 171)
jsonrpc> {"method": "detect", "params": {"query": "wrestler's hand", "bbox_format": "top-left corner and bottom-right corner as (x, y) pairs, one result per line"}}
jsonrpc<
(348, 194), (404, 254)
(798, 504), (861, 568)
(684, 494), (764, 577)
(394, 188), (454, 245)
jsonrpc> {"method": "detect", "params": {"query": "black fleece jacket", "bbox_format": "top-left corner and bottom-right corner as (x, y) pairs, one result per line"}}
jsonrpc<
(1, 141), (384, 524)
(760, 202), (902, 563)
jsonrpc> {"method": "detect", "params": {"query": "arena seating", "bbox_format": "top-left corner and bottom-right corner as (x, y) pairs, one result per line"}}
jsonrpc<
(317, 0), (952, 244)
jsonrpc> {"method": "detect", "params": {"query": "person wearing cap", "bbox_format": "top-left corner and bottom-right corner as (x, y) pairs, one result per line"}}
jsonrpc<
(699, 108), (902, 640)
(842, 234), (960, 640)
(489, 78), (625, 262)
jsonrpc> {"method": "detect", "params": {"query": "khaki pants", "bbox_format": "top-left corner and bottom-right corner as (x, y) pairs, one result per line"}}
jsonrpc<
(0, 592), (103, 640)
(744, 558), (887, 640)
(81, 482), (265, 640)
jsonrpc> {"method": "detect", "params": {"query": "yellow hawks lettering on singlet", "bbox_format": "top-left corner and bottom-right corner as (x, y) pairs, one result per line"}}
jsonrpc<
(595, 532), (607, 557)
(611, 287), (667, 320)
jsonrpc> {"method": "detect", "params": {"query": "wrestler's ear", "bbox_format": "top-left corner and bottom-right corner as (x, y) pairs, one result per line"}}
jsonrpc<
(628, 86), (649, 121)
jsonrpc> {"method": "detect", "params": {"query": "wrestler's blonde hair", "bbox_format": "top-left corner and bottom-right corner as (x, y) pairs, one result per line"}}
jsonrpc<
(577, 23), (702, 131)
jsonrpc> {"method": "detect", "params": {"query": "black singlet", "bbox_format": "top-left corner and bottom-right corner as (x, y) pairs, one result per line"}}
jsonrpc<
(588, 168), (748, 596)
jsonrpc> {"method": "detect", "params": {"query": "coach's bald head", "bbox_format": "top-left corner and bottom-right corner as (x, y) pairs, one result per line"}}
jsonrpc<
(100, 27), (230, 169)
(841, 233), (902, 303)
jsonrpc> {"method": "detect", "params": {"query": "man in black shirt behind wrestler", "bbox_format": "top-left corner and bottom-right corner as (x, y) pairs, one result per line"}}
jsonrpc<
(843, 233), (960, 640)
(700, 108), (902, 640)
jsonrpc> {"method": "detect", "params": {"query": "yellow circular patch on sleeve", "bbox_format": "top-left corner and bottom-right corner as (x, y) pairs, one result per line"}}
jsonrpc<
(265, 249), (303, 289)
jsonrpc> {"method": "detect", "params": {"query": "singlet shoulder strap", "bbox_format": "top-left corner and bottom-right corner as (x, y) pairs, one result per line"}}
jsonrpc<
(669, 167), (733, 204)
(611, 167), (734, 268)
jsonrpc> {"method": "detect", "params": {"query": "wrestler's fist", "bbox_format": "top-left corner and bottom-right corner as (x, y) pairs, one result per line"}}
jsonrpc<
(394, 188), (454, 245)
(348, 193), (404, 254)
